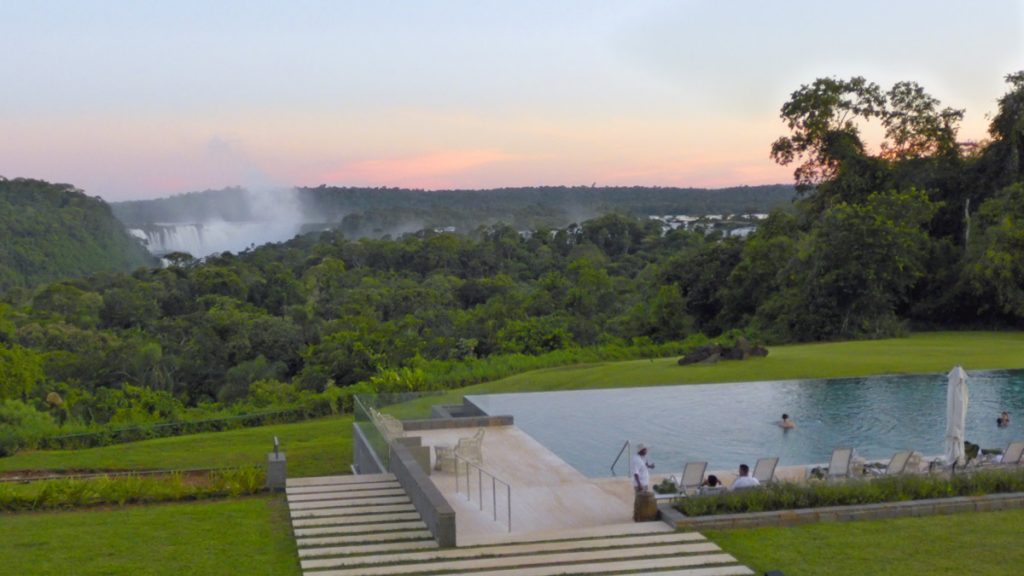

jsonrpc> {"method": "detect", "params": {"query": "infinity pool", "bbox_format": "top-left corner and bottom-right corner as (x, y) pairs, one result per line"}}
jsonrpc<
(466, 370), (1024, 478)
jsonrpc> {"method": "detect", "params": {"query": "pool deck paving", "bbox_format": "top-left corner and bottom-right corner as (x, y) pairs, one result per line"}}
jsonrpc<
(415, 425), (640, 543)
(416, 423), (816, 542)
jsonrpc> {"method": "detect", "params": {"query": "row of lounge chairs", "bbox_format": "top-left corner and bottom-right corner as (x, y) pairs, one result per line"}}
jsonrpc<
(657, 441), (1024, 499)
(827, 441), (1024, 479)
(657, 456), (779, 499)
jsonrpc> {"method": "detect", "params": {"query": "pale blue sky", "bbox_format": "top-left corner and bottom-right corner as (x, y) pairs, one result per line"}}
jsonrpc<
(1, 1), (1021, 200)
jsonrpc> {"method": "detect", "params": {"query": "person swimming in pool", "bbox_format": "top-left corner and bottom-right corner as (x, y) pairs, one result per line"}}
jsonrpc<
(779, 413), (796, 429)
(997, 411), (1010, 427)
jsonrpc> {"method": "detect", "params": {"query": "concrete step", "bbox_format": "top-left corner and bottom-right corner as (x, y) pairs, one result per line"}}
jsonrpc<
(296, 529), (434, 548)
(289, 496), (410, 510)
(287, 474), (395, 488)
(451, 562), (754, 576)
(290, 503), (416, 519)
(302, 542), (725, 573)
(300, 539), (439, 558)
(288, 487), (405, 500)
(302, 532), (709, 567)
(293, 520), (427, 538)
(287, 482), (402, 496)
(457, 520), (672, 547)
(291, 512), (422, 528)
(635, 568), (756, 576)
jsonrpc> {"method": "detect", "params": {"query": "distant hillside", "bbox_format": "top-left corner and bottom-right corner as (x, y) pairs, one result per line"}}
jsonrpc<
(0, 178), (156, 291)
(112, 184), (796, 249)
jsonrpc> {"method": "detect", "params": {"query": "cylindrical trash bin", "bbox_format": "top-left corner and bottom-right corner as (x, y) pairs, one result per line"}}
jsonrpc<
(633, 490), (658, 522)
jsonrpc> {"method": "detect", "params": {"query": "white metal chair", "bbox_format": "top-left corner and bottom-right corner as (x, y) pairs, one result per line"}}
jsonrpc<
(454, 428), (485, 465)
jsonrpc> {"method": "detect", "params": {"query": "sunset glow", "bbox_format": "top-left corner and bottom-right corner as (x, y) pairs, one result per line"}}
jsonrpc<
(1, 1), (1020, 200)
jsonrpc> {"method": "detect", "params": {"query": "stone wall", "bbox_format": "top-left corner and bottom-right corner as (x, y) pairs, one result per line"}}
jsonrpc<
(390, 441), (457, 547)
(402, 414), (513, 432)
(659, 492), (1024, 530)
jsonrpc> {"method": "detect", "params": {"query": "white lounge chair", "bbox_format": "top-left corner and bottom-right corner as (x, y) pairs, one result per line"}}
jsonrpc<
(753, 457), (779, 484)
(657, 461), (707, 500)
(886, 450), (915, 475)
(998, 441), (1024, 466)
(827, 447), (854, 480)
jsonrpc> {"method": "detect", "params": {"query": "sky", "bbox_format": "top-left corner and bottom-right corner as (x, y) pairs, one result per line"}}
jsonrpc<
(1, 1), (1021, 202)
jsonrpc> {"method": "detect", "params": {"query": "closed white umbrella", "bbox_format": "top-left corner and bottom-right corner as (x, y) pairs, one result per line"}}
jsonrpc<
(945, 366), (969, 466)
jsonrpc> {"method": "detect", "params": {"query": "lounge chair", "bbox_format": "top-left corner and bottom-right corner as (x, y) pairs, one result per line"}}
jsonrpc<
(827, 447), (854, 480)
(885, 450), (915, 475)
(657, 461), (707, 499)
(998, 441), (1024, 466)
(753, 457), (779, 484)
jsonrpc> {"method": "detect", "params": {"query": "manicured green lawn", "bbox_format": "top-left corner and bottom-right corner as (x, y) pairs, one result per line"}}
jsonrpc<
(467, 331), (1024, 392)
(707, 508), (1024, 576)
(0, 496), (299, 576)
(0, 415), (352, 478)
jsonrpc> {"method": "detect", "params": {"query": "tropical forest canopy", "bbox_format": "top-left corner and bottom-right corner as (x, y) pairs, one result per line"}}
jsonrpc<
(0, 178), (155, 292)
(1, 71), (1023, 444)
(111, 184), (795, 239)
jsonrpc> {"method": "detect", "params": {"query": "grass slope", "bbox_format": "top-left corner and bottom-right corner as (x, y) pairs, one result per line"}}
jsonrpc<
(707, 508), (1024, 576)
(466, 331), (1024, 393)
(0, 415), (352, 478)
(388, 331), (1024, 418)
(0, 496), (299, 576)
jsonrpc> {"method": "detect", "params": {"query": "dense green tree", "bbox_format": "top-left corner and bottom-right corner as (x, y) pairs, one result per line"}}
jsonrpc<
(962, 183), (1024, 319)
(0, 179), (154, 291)
(0, 344), (45, 401)
(770, 77), (886, 194)
(759, 190), (936, 340)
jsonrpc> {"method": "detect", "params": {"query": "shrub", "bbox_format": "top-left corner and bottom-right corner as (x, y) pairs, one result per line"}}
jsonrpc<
(675, 468), (1024, 516)
(0, 400), (59, 456)
(0, 467), (266, 512)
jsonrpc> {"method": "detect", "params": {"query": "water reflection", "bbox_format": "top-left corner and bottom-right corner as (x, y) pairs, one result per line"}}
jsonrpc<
(467, 370), (1024, 478)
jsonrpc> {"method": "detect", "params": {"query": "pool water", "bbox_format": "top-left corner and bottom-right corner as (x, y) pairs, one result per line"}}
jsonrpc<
(466, 370), (1024, 478)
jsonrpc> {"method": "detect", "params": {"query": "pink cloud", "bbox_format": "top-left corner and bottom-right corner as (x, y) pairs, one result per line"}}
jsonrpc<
(319, 149), (519, 188)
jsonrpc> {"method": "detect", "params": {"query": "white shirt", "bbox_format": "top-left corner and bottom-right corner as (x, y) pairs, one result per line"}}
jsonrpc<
(731, 475), (761, 490)
(631, 453), (650, 489)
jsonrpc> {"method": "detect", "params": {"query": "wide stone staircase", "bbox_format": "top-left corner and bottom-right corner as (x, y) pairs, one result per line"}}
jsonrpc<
(287, 474), (754, 576)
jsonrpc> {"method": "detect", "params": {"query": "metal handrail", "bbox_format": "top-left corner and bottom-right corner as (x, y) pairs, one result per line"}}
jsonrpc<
(454, 454), (512, 532)
(610, 440), (631, 476)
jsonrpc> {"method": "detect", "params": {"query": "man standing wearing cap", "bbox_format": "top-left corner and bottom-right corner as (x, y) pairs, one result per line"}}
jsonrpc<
(632, 443), (655, 492)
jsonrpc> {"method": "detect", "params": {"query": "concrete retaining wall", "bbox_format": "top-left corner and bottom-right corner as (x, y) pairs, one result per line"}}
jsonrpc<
(660, 492), (1024, 530)
(402, 414), (513, 432)
(390, 441), (457, 547)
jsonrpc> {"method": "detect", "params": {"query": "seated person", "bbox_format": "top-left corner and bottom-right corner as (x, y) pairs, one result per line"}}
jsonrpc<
(997, 411), (1010, 428)
(779, 413), (796, 429)
(700, 474), (725, 494)
(731, 463), (761, 490)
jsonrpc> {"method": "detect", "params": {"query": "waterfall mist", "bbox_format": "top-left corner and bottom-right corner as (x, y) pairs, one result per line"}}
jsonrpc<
(129, 187), (314, 257)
